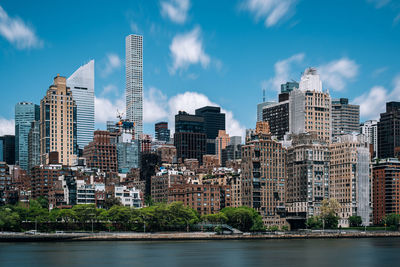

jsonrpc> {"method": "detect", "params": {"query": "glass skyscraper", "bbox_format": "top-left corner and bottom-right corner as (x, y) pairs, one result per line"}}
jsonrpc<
(126, 34), (143, 139)
(15, 102), (39, 170)
(67, 60), (95, 150)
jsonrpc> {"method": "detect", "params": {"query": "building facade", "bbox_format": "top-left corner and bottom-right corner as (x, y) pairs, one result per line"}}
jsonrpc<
(215, 130), (230, 165)
(329, 134), (371, 227)
(360, 120), (378, 159)
(0, 135), (15, 165)
(289, 68), (332, 143)
(332, 98), (360, 140)
(83, 130), (117, 173)
(262, 100), (289, 140)
(126, 34), (143, 139)
(241, 121), (287, 226)
(15, 102), (39, 170)
(67, 60), (95, 150)
(28, 121), (40, 173)
(195, 106), (225, 155)
(40, 74), (77, 166)
(155, 122), (170, 142)
(377, 102), (400, 159)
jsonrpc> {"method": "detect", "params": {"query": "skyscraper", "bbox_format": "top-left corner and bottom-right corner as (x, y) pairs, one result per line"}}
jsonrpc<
(377, 102), (400, 159)
(174, 111), (206, 163)
(28, 121), (40, 173)
(0, 135), (15, 165)
(40, 74), (77, 166)
(195, 106), (225, 154)
(289, 68), (332, 143)
(15, 102), (39, 170)
(126, 34), (143, 139)
(360, 120), (378, 158)
(67, 60), (95, 150)
(331, 98), (360, 140)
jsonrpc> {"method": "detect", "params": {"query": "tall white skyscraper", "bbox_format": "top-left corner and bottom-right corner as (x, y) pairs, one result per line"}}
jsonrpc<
(67, 60), (95, 150)
(126, 34), (143, 139)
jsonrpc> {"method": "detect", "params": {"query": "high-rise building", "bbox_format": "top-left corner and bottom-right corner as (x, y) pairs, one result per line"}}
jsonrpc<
(28, 121), (40, 173)
(174, 111), (206, 163)
(83, 130), (117, 173)
(67, 60), (95, 150)
(195, 106), (225, 155)
(289, 68), (332, 143)
(279, 81), (299, 102)
(257, 101), (276, 122)
(126, 34), (143, 139)
(0, 135), (15, 165)
(15, 102), (39, 170)
(377, 102), (400, 159)
(286, 132), (330, 228)
(372, 158), (400, 225)
(331, 98), (360, 140)
(215, 130), (230, 164)
(360, 120), (378, 158)
(241, 121), (287, 226)
(262, 100), (289, 140)
(116, 120), (140, 173)
(329, 134), (371, 227)
(40, 74), (77, 166)
(155, 122), (170, 142)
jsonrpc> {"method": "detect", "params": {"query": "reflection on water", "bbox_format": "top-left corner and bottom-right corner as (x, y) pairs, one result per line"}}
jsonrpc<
(1, 238), (400, 267)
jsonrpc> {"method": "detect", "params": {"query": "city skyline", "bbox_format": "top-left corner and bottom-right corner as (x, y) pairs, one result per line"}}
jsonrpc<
(1, 0), (400, 139)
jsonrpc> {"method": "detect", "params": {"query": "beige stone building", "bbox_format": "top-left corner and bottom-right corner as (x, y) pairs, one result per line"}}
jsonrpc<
(215, 130), (230, 164)
(40, 74), (77, 166)
(241, 121), (287, 226)
(329, 134), (371, 227)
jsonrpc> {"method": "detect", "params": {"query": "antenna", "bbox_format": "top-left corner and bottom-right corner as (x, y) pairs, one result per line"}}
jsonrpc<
(263, 88), (266, 102)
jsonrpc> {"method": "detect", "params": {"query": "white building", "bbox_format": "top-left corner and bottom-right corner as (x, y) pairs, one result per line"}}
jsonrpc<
(126, 34), (143, 139)
(67, 60), (95, 150)
(257, 101), (276, 122)
(360, 120), (378, 158)
(115, 186), (142, 208)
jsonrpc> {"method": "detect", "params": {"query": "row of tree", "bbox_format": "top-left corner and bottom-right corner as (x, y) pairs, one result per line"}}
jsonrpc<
(0, 200), (265, 232)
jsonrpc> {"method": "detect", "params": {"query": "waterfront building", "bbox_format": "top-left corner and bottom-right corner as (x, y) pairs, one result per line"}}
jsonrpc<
(286, 132), (330, 228)
(40, 74), (77, 166)
(241, 121), (287, 226)
(329, 134), (371, 227)
(83, 130), (117, 173)
(27, 121), (40, 173)
(289, 68), (331, 143)
(372, 158), (400, 225)
(174, 111), (206, 163)
(15, 102), (39, 170)
(332, 98), (360, 140)
(195, 106), (225, 155)
(67, 60), (95, 150)
(377, 102), (400, 159)
(215, 130), (230, 165)
(0, 135), (15, 165)
(115, 185), (142, 208)
(360, 120), (378, 159)
(155, 122), (170, 142)
(126, 34), (143, 139)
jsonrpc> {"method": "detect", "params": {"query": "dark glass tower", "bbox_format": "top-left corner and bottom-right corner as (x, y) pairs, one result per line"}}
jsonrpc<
(155, 122), (170, 142)
(195, 106), (225, 155)
(378, 102), (400, 159)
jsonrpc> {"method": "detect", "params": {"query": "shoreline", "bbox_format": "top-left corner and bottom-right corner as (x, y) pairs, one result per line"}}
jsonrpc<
(2, 231), (400, 242)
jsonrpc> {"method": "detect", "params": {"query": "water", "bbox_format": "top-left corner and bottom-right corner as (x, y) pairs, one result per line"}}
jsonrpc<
(1, 238), (400, 267)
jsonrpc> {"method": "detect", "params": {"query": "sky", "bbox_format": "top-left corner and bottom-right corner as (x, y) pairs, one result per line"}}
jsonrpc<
(0, 0), (400, 138)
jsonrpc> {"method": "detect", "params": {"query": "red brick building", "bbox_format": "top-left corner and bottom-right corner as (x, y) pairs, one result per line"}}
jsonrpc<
(83, 130), (117, 173)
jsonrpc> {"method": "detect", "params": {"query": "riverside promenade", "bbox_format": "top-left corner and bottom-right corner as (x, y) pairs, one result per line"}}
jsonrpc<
(2, 231), (400, 242)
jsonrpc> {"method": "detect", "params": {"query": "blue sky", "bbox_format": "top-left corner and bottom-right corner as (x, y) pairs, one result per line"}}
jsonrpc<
(0, 0), (400, 137)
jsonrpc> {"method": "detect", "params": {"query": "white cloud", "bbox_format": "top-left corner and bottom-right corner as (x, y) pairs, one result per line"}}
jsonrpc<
(101, 84), (119, 96)
(354, 74), (400, 120)
(0, 117), (15, 135)
(144, 87), (169, 123)
(372, 67), (388, 77)
(169, 27), (210, 74)
(160, 0), (190, 24)
(95, 97), (125, 124)
(0, 5), (42, 49)
(367, 0), (391, 9)
(241, 0), (297, 27)
(263, 53), (304, 92)
(101, 53), (122, 77)
(318, 58), (359, 91)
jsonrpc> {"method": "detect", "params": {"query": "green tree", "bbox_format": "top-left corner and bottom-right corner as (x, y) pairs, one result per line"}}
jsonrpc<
(103, 196), (122, 210)
(320, 199), (341, 229)
(201, 213), (228, 224)
(349, 215), (362, 227)
(221, 206), (264, 232)
(383, 214), (400, 228)
(72, 204), (99, 224)
(58, 209), (77, 223)
(306, 216), (323, 229)
(0, 207), (21, 231)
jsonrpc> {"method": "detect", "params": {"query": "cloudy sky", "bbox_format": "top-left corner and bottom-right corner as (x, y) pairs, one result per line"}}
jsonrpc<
(0, 0), (400, 137)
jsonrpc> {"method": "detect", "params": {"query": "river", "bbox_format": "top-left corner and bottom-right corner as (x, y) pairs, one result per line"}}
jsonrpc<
(1, 238), (400, 266)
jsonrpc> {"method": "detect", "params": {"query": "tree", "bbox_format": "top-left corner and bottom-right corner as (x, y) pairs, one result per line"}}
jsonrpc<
(104, 196), (122, 210)
(349, 216), (362, 227)
(221, 206), (264, 232)
(0, 207), (21, 231)
(306, 216), (323, 229)
(320, 199), (341, 229)
(383, 214), (400, 228)
(201, 213), (228, 224)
